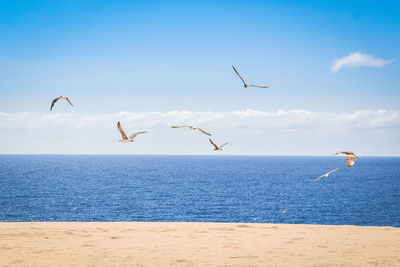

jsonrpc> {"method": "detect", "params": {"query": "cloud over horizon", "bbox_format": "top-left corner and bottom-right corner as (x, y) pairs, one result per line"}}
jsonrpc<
(1, 109), (399, 132)
(1, 109), (399, 155)
(331, 52), (392, 73)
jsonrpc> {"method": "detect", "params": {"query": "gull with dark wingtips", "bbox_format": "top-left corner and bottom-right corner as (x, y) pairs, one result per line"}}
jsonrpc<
(209, 139), (229, 151)
(232, 65), (269, 88)
(50, 96), (74, 111)
(117, 121), (148, 143)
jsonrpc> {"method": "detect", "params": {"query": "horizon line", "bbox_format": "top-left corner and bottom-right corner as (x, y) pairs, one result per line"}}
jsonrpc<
(0, 153), (399, 157)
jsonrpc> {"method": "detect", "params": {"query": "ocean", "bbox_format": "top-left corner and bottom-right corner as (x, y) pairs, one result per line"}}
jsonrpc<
(0, 155), (399, 226)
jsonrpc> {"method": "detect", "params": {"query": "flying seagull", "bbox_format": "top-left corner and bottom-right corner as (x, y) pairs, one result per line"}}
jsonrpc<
(117, 121), (148, 143)
(333, 151), (360, 168)
(281, 209), (288, 213)
(50, 96), (74, 111)
(313, 168), (340, 183)
(209, 139), (229, 151)
(171, 126), (211, 136)
(232, 65), (269, 88)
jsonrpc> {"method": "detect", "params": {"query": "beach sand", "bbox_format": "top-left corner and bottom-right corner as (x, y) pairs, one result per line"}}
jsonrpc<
(1, 222), (399, 266)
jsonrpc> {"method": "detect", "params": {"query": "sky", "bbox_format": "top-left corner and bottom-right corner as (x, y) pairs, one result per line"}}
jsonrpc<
(0, 0), (399, 155)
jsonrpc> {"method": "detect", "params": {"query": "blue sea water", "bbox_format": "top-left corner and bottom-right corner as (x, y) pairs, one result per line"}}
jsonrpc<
(0, 155), (399, 226)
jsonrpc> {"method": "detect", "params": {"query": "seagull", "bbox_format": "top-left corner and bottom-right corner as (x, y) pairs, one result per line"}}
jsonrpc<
(281, 209), (288, 213)
(171, 126), (211, 136)
(232, 65), (269, 88)
(209, 139), (229, 151)
(50, 96), (74, 111)
(333, 151), (360, 168)
(117, 121), (148, 143)
(313, 168), (340, 183)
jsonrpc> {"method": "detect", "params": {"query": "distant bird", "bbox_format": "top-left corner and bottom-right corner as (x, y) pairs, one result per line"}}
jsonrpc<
(171, 125), (211, 136)
(209, 139), (229, 151)
(313, 168), (340, 183)
(117, 121), (148, 143)
(50, 96), (74, 111)
(281, 209), (288, 213)
(232, 65), (269, 88)
(333, 151), (360, 168)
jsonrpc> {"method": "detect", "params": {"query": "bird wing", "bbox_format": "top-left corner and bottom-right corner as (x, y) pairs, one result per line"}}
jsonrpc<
(312, 174), (326, 183)
(332, 151), (345, 156)
(171, 126), (191, 128)
(65, 97), (74, 107)
(117, 121), (128, 140)
(333, 151), (354, 156)
(209, 139), (219, 149)
(346, 157), (355, 168)
(248, 84), (269, 88)
(232, 65), (247, 86)
(129, 131), (148, 139)
(220, 142), (229, 148)
(196, 128), (211, 136)
(50, 97), (61, 111)
(347, 153), (359, 159)
(328, 168), (341, 175)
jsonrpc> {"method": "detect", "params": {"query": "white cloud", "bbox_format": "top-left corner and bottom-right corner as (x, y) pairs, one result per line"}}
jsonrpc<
(1, 109), (399, 155)
(331, 52), (392, 72)
(1, 109), (399, 132)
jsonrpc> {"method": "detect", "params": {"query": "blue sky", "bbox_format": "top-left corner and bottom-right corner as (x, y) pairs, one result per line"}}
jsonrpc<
(0, 0), (399, 155)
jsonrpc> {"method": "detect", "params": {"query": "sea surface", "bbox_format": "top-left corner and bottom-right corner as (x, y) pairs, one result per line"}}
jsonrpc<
(0, 155), (399, 226)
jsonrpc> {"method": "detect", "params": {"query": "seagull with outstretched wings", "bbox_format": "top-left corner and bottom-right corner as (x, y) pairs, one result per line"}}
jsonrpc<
(313, 168), (340, 183)
(117, 121), (148, 143)
(209, 139), (229, 151)
(171, 125), (211, 136)
(232, 65), (269, 88)
(50, 96), (74, 111)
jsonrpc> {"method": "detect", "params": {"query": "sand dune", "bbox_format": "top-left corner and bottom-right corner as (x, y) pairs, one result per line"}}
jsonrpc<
(1, 222), (399, 266)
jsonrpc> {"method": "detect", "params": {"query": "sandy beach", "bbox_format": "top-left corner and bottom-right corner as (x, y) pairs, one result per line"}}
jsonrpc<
(0, 222), (399, 266)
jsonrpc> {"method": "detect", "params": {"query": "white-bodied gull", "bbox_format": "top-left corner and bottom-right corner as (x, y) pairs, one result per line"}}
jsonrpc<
(117, 121), (148, 143)
(209, 139), (229, 151)
(313, 168), (340, 183)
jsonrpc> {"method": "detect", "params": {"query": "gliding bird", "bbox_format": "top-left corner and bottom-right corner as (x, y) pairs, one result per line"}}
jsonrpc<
(117, 121), (148, 143)
(313, 168), (340, 183)
(209, 139), (229, 151)
(50, 96), (74, 111)
(171, 125), (211, 136)
(232, 65), (269, 88)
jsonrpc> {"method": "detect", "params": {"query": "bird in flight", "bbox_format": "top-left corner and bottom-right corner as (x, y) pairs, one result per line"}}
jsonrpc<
(171, 126), (211, 136)
(209, 139), (229, 151)
(333, 151), (360, 168)
(117, 121), (148, 143)
(281, 209), (288, 213)
(313, 168), (340, 183)
(50, 96), (74, 111)
(232, 65), (269, 88)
